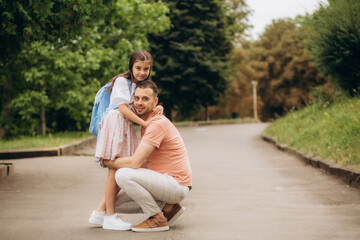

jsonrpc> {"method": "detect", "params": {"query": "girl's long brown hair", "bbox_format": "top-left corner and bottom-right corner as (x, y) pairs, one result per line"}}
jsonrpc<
(107, 49), (153, 91)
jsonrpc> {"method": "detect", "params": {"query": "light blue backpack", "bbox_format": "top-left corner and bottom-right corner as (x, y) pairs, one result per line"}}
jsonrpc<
(89, 78), (132, 149)
(89, 81), (113, 137)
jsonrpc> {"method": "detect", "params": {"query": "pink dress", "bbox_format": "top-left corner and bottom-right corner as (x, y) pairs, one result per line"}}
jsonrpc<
(95, 77), (138, 161)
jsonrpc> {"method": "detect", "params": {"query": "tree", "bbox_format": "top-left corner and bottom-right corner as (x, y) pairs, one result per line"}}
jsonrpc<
(0, 0), (170, 137)
(255, 18), (328, 120)
(0, 0), (108, 136)
(257, 18), (329, 120)
(149, 0), (236, 121)
(305, 0), (360, 95)
(212, 18), (328, 121)
(225, 0), (252, 45)
(204, 42), (262, 120)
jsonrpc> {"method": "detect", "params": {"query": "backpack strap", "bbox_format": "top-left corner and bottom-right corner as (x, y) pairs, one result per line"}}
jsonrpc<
(127, 78), (132, 94)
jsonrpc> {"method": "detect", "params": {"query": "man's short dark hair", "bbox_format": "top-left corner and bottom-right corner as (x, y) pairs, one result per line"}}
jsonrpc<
(136, 80), (158, 98)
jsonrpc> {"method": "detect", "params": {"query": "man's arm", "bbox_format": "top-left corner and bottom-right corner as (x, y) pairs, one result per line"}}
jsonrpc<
(104, 142), (155, 169)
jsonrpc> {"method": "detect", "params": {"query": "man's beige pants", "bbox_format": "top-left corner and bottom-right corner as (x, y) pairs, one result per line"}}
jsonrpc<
(114, 168), (190, 217)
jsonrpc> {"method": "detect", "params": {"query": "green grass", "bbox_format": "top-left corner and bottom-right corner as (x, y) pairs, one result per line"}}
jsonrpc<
(0, 131), (92, 151)
(265, 95), (360, 170)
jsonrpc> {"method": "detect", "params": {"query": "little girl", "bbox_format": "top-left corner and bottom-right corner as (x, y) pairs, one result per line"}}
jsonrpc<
(89, 50), (161, 230)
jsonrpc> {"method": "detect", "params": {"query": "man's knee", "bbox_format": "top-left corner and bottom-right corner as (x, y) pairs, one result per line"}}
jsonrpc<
(115, 168), (134, 186)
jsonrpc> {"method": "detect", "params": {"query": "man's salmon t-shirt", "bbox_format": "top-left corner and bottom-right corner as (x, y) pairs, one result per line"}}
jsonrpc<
(140, 115), (192, 187)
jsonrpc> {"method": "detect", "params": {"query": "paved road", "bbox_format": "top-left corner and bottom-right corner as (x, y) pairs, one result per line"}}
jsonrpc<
(1, 123), (360, 240)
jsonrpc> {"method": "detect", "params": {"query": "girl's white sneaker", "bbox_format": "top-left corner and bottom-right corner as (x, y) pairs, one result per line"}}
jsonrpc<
(103, 214), (132, 230)
(89, 210), (105, 226)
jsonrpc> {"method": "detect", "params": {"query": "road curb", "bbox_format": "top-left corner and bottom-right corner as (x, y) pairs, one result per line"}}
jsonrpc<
(59, 136), (96, 156)
(0, 163), (14, 177)
(0, 165), (7, 177)
(262, 133), (360, 190)
(0, 136), (96, 160)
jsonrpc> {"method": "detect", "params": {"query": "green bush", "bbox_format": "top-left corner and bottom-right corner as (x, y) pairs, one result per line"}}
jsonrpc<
(305, 0), (360, 95)
(309, 83), (342, 106)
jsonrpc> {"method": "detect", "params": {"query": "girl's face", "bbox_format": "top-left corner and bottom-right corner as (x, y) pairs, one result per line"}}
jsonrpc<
(132, 60), (151, 82)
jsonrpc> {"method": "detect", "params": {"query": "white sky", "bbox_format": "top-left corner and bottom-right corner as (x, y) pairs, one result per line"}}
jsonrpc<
(247, 0), (322, 39)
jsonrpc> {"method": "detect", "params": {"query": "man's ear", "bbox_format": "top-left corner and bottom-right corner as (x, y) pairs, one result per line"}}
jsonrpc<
(154, 97), (158, 106)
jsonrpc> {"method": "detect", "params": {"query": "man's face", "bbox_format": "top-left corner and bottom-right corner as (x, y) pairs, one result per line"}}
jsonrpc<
(134, 87), (158, 116)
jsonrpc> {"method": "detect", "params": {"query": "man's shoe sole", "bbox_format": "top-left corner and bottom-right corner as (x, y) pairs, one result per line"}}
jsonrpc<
(168, 206), (185, 226)
(132, 226), (169, 232)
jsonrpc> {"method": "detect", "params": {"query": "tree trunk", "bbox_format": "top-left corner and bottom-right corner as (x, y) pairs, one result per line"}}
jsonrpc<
(0, 74), (12, 138)
(40, 105), (46, 135)
(37, 83), (47, 135)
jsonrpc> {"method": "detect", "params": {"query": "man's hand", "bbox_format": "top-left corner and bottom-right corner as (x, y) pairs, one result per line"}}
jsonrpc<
(102, 142), (156, 169)
(143, 105), (163, 127)
(150, 105), (163, 118)
(103, 160), (115, 168)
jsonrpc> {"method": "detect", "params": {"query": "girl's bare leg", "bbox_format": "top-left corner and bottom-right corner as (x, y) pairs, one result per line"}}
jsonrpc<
(105, 168), (118, 216)
(89, 169), (124, 228)
(95, 196), (106, 212)
(95, 172), (120, 213)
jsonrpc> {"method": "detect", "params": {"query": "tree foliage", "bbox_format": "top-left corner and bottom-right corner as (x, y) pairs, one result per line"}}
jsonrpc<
(212, 18), (328, 120)
(225, 0), (252, 44)
(149, 0), (247, 120)
(207, 43), (260, 119)
(255, 18), (328, 120)
(0, 0), (170, 137)
(1, 0), (103, 136)
(304, 0), (360, 95)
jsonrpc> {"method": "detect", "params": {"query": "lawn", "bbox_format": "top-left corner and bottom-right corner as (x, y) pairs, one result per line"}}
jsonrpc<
(264, 94), (360, 170)
(0, 131), (92, 151)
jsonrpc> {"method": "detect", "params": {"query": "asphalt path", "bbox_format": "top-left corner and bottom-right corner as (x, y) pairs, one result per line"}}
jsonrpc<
(1, 123), (360, 240)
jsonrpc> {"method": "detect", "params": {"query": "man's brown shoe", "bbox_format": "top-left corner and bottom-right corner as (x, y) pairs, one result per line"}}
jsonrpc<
(132, 212), (169, 232)
(162, 203), (185, 226)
